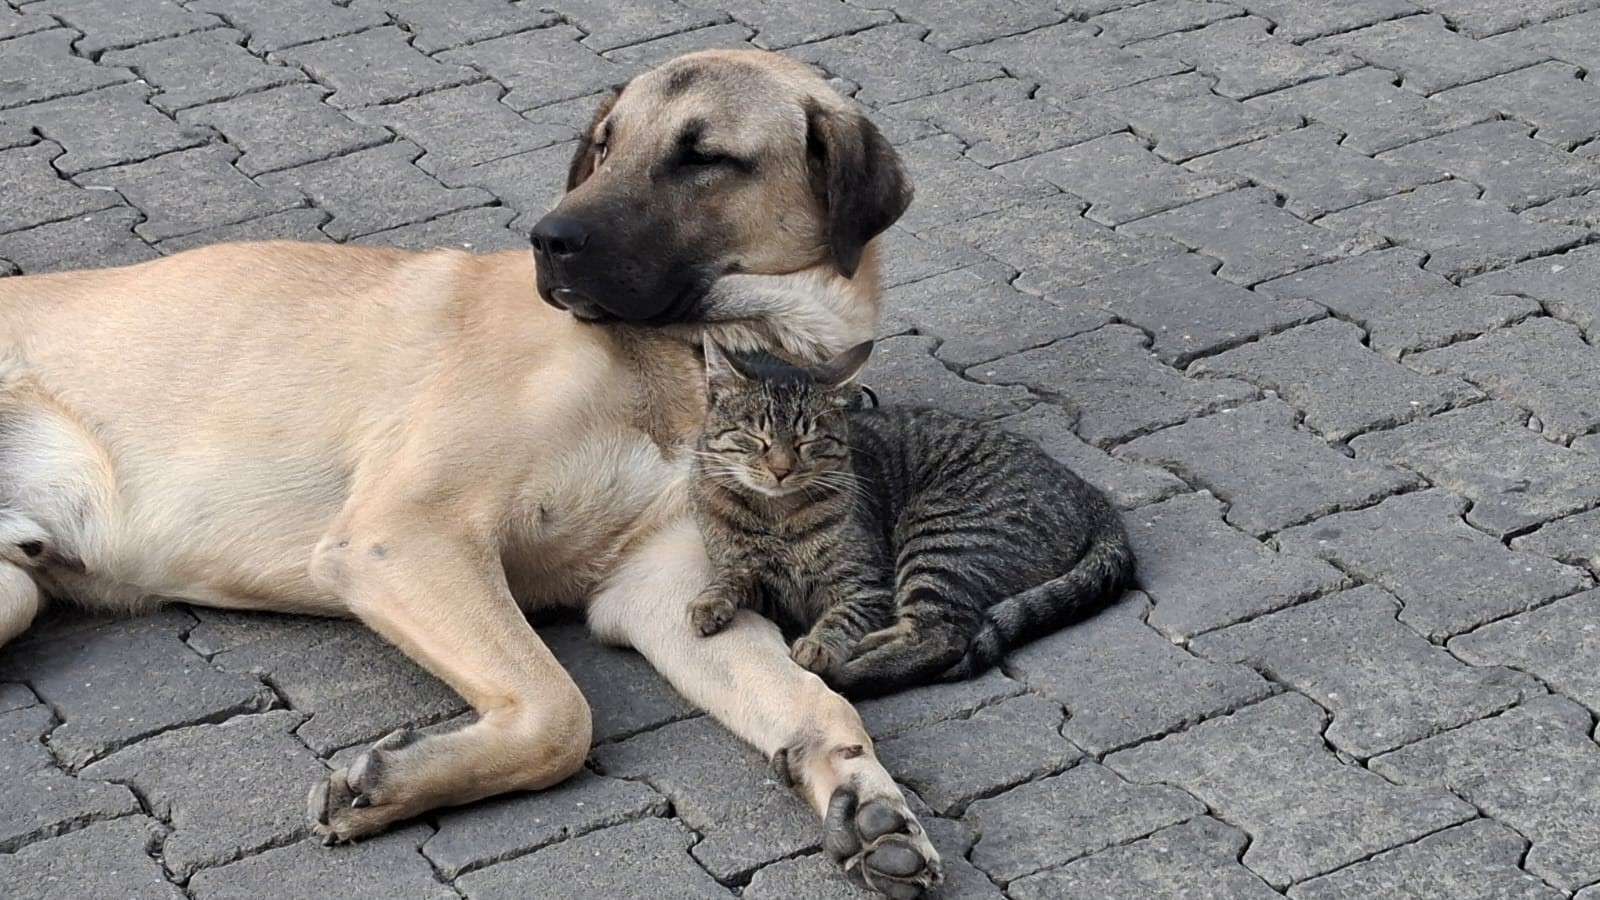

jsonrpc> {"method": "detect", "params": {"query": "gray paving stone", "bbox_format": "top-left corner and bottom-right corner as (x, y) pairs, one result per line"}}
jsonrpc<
(1109, 692), (1475, 887)
(257, 141), (490, 241)
(0, 683), (36, 713)
(0, 816), (181, 900)
(960, 23), (1187, 103)
(793, 23), (1004, 106)
(1371, 696), (1600, 891)
(1521, 190), (1600, 232)
(1319, 179), (1587, 280)
(347, 82), (570, 175)
(1133, 16), (1360, 100)
(436, 25), (633, 112)
(1420, 0), (1600, 38)
(457, 818), (730, 899)
(995, 403), (1190, 508)
(878, 226), (1007, 290)
(558, 0), (727, 53)
(1121, 399), (1420, 535)
(0, 123), (36, 152)
(1007, 592), (1275, 755)
(1513, 507), (1600, 574)
(0, 30), (134, 110)
(1383, 121), (1600, 212)
(1009, 816), (1280, 900)
(1068, 72), (1303, 162)
(81, 710), (324, 876)
(1090, 0), (1244, 44)
(866, 334), (1035, 420)
(883, 79), (1121, 168)
(187, 825), (451, 900)
(596, 22), (755, 68)
(746, 825), (1006, 900)
(0, 704), (142, 853)
(1487, 7), (1600, 71)
(679, 0), (891, 50)
(1190, 317), (1481, 441)
(274, 26), (482, 109)
(966, 762), (1206, 884)
(1469, 241), (1600, 340)
(1123, 187), (1380, 286)
(1260, 247), (1540, 357)
(1411, 317), (1600, 442)
(999, 131), (1243, 227)
(973, 324), (1257, 446)
(1248, 68), (1491, 156)
(1434, 63), (1600, 152)
(355, 206), (523, 252)
(1352, 401), (1600, 536)
(1452, 588), (1600, 714)
(0, 142), (120, 234)
(537, 622), (698, 744)
(177, 84), (391, 176)
(1125, 491), (1349, 639)
(104, 30), (305, 114)
(437, 139), (576, 233)
(35, 0), (221, 56)
(935, 194), (1187, 296)
(1311, 14), (1545, 95)
(895, 134), (1056, 233)
(0, 206), (156, 274)
(854, 668), (1026, 741)
(347, 0), (558, 53)
(591, 716), (814, 883)
(1189, 125), (1443, 219)
(1234, 0), (1420, 41)
(891, 0), (1063, 50)
(1291, 821), (1562, 900)
(192, 0), (388, 52)
(156, 208), (331, 254)
(12, 83), (211, 176)
(86, 144), (306, 241)
(0, 2), (55, 40)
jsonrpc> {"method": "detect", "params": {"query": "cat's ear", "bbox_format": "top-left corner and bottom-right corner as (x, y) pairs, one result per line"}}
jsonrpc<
(813, 340), (874, 387)
(703, 338), (750, 389)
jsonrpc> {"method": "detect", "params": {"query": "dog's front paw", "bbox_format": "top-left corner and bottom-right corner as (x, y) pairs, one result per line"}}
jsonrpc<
(824, 784), (943, 898)
(307, 728), (421, 844)
(688, 592), (737, 636)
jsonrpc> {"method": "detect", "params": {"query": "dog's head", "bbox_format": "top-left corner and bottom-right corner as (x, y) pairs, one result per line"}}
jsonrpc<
(530, 50), (913, 325)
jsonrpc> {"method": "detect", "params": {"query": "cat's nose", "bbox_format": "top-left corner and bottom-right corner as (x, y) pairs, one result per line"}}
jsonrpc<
(768, 456), (794, 481)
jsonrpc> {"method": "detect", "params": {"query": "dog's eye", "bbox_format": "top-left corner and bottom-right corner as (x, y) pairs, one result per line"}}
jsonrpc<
(594, 142), (608, 164)
(680, 147), (737, 169)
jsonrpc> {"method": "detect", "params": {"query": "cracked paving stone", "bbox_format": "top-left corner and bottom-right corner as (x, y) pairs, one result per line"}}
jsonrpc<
(456, 818), (730, 899)
(1188, 125), (1443, 219)
(1193, 584), (1541, 757)
(876, 694), (1079, 815)
(436, 25), (634, 112)
(791, 23), (1005, 107)
(974, 324), (1257, 446)
(1488, 7), (1600, 70)
(1090, 0), (1245, 45)
(346, 0), (558, 53)
(1413, 0), (1600, 39)
(1371, 696), (1600, 891)
(1469, 243), (1600, 340)
(959, 23), (1187, 104)
(1120, 399), (1420, 536)
(1436, 62), (1600, 152)
(0, 31), (133, 110)
(882, 78), (1121, 168)
(889, 0), (1062, 51)
(177, 84), (391, 177)
(0, 206), (156, 274)
(274, 26), (482, 109)
(0, 704), (141, 853)
(1126, 491), (1348, 640)
(996, 403), (1189, 508)
(1049, 252), (1324, 366)
(1009, 816), (1280, 900)
(11, 83), (212, 175)
(854, 668), (1025, 741)
(34, 0), (222, 56)
(1514, 507), (1600, 574)
(347, 82), (572, 176)
(1351, 401), (1600, 536)
(677, 0), (892, 50)
(538, 622), (698, 744)
(191, 0), (387, 52)
(998, 132), (1244, 227)
(591, 717), (815, 883)
(882, 265), (1112, 369)
(1411, 317), (1600, 442)
(867, 334), (1035, 420)
(0, 610), (273, 768)
(80, 710), (326, 877)
(1310, 15), (1544, 95)
(877, 226), (1007, 290)
(1452, 588), (1600, 714)
(156, 208), (331, 255)
(1233, 0), (1419, 42)
(1108, 692), (1475, 888)
(1289, 818), (1563, 900)
(424, 770), (669, 877)
(1319, 179), (1587, 280)
(0, 142), (120, 235)
(1382, 121), (1600, 212)
(0, 817), (180, 900)
(187, 825), (450, 900)
(1248, 68), (1492, 156)
(257, 141), (492, 241)
(894, 134), (1056, 233)
(1259, 247), (1539, 358)
(1007, 592), (1274, 755)
(103, 30), (304, 114)
(966, 761), (1205, 884)
(1190, 317), (1481, 442)
(1132, 16), (1360, 100)
(1067, 72), (1302, 163)
(355, 206), (524, 252)
(1123, 187), (1380, 286)
(1280, 489), (1590, 640)
(86, 144), (306, 241)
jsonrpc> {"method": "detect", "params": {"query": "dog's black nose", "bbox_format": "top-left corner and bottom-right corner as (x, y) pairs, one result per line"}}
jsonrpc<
(531, 215), (590, 258)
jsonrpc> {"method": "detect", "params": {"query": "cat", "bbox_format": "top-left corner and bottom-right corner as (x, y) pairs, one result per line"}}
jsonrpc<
(686, 338), (1135, 697)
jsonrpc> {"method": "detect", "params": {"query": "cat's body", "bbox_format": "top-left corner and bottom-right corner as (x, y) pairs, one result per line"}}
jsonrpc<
(688, 343), (1134, 697)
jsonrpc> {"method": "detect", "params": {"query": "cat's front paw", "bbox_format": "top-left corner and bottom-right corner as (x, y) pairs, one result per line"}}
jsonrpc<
(689, 592), (737, 636)
(791, 634), (850, 674)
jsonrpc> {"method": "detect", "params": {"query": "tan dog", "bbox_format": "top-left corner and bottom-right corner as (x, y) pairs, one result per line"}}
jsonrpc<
(0, 50), (939, 896)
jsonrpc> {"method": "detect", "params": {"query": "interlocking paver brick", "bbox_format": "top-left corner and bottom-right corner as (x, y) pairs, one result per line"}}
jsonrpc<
(192, 0), (387, 52)
(1069, 72), (1302, 162)
(1487, 7), (1600, 70)
(999, 132), (1242, 226)
(1007, 592), (1274, 755)
(80, 710), (325, 876)
(354, 206), (524, 252)
(103, 30), (304, 114)
(0, 704), (141, 852)
(35, 0), (221, 56)
(0, 30), (133, 110)
(894, 134), (1056, 233)
(12, 83), (211, 175)
(0, 142), (120, 234)
(1188, 125), (1442, 218)
(0, 206), (156, 273)
(177, 85), (390, 176)
(854, 669), (1025, 740)
(1091, 0), (1244, 44)
(679, 0), (892, 50)
(878, 225), (1008, 289)
(1382, 121), (1600, 212)
(1469, 243), (1600, 339)
(1248, 68), (1490, 156)
(1193, 584), (1540, 756)
(1120, 399), (1421, 535)
(1009, 816), (1280, 900)
(1514, 507), (1600, 573)
(347, 82), (569, 175)
(257, 141), (491, 241)
(888, 0), (1063, 50)
(457, 818), (730, 899)
(553, 0), (727, 53)
(867, 334), (1035, 420)
(0, 817), (180, 899)
(1351, 401), (1600, 536)
(187, 825), (451, 900)
(1289, 819), (1564, 900)
(966, 762), (1206, 884)
(598, 22), (757, 68)
(962, 24), (1188, 103)
(746, 822), (1003, 900)
(1372, 696), (1600, 891)
(1190, 317), (1481, 441)
(1109, 692), (1475, 888)
(1125, 491), (1348, 639)
(0, 2), (55, 40)
(1311, 15), (1545, 94)
(973, 324), (1257, 446)
(995, 403), (1190, 508)
(1521, 190), (1600, 231)
(156, 208), (331, 254)
(793, 24), (1004, 106)
(1319, 179), (1586, 279)
(347, 0), (558, 53)
(1434, 63), (1600, 151)
(436, 25), (633, 112)
(87, 144), (306, 241)
(1418, 0), (1600, 39)
(883, 79), (1121, 167)
(0, 683), (35, 713)
(1134, 16), (1360, 99)
(274, 26), (482, 109)
(1410, 317), (1600, 442)
(1234, 0), (1419, 41)
(1452, 588), (1600, 713)
(1125, 187), (1378, 285)
(437, 139), (575, 232)
(538, 622), (699, 744)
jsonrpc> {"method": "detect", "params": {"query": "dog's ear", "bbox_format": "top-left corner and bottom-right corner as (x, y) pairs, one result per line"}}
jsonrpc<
(805, 101), (914, 279)
(811, 340), (874, 387)
(566, 83), (627, 191)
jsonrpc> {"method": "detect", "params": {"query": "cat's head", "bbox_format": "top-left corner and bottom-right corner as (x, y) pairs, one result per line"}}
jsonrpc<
(696, 339), (873, 498)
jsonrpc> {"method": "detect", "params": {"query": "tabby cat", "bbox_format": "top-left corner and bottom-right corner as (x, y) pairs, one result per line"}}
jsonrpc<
(687, 339), (1134, 697)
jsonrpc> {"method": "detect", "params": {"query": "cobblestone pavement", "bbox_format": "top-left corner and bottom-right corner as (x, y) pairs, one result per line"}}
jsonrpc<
(4, 0), (1600, 897)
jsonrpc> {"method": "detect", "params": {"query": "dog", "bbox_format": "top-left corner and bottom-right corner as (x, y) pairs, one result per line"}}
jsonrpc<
(0, 50), (940, 896)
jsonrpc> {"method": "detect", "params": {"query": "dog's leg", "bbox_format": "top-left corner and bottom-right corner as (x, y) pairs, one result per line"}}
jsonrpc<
(588, 516), (942, 898)
(0, 562), (41, 647)
(305, 520), (592, 843)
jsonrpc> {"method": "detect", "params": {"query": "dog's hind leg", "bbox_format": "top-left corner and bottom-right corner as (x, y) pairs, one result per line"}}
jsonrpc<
(588, 515), (943, 899)
(0, 562), (40, 647)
